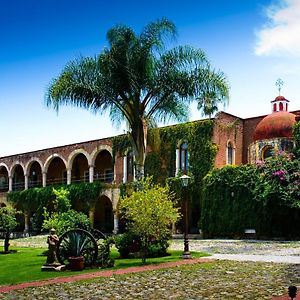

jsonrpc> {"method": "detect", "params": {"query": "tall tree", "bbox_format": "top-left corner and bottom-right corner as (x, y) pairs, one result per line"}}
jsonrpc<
(46, 19), (229, 179)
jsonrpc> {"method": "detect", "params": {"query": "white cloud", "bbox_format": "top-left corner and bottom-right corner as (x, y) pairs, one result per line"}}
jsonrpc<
(255, 0), (300, 56)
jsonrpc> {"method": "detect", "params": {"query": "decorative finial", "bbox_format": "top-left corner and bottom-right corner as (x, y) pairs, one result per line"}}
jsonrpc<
(275, 78), (284, 95)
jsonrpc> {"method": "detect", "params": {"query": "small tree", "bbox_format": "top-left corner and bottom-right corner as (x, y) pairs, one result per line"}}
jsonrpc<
(43, 187), (91, 236)
(0, 207), (17, 252)
(118, 177), (180, 263)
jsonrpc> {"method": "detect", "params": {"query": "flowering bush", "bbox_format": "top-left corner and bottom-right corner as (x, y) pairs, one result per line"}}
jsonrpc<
(254, 151), (300, 208)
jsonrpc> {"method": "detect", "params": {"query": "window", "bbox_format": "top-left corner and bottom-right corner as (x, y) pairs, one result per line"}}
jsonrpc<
(262, 146), (273, 160)
(279, 102), (283, 111)
(180, 142), (189, 172)
(227, 142), (233, 165)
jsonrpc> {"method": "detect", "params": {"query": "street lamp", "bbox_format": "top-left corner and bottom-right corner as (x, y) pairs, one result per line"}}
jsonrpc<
(180, 174), (192, 259)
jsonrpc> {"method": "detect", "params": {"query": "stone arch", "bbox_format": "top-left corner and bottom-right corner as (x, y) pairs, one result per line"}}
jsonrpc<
(9, 161), (25, 177)
(10, 163), (25, 191)
(44, 154), (67, 173)
(0, 163), (9, 192)
(91, 146), (114, 183)
(67, 149), (91, 170)
(94, 194), (113, 233)
(176, 139), (188, 148)
(90, 145), (113, 166)
(0, 163), (9, 174)
(68, 150), (90, 183)
(44, 155), (67, 185)
(25, 158), (44, 188)
(24, 158), (44, 175)
(261, 145), (274, 160)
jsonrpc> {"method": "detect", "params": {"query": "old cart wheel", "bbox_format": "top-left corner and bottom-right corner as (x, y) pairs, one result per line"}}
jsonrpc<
(91, 228), (106, 242)
(57, 229), (98, 267)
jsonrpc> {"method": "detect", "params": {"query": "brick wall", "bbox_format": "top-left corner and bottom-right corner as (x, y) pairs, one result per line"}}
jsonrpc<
(213, 112), (244, 167)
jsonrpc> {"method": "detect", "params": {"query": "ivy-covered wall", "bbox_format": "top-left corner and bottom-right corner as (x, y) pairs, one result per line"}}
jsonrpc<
(202, 163), (300, 239)
(7, 182), (103, 231)
(293, 121), (300, 156)
(113, 120), (218, 233)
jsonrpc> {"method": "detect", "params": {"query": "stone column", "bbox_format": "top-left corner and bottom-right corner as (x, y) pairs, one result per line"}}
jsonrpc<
(122, 156), (127, 183)
(175, 148), (180, 176)
(112, 188), (120, 234)
(8, 176), (12, 192)
(113, 212), (119, 234)
(42, 172), (47, 187)
(89, 165), (94, 183)
(24, 212), (29, 233)
(24, 174), (29, 190)
(67, 169), (71, 185)
(89, 208), (95, 227)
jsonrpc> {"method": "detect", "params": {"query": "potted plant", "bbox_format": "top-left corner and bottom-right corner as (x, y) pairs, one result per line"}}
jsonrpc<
(66, 231), (85, 271)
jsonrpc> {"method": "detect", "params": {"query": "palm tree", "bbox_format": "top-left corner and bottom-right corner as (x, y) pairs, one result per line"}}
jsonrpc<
(196, 67), (229, 119)
(46, 18), (229, 180)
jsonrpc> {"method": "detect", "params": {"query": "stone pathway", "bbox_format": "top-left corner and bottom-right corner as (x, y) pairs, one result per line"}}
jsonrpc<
(1, 260), (294, 299)
(4, 237), (300, 299)
(0, 258), (210, 293)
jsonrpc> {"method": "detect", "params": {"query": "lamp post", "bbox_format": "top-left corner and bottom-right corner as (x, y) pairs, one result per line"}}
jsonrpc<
(180, 174), (192, 259)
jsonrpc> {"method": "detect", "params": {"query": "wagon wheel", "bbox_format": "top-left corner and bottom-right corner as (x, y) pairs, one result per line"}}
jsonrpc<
(57, 229), (98, 267)
(91, 228), (106, 243)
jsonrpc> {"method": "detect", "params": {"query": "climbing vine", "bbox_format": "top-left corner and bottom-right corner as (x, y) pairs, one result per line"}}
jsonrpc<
(112, 134), (131, 162)
(293, 122), (300, 156)
(113, 120), (217, 233)
(7, 182), (103, 232)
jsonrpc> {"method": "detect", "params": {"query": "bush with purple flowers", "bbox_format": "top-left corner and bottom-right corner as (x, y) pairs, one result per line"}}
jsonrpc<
(254, 151), (300, 208)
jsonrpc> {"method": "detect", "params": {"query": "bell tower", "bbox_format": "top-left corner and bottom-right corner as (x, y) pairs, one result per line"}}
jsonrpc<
(271, 79), (289, 112)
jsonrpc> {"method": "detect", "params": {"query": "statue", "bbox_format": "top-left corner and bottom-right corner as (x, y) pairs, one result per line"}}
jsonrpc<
(46, 228), (60, 266)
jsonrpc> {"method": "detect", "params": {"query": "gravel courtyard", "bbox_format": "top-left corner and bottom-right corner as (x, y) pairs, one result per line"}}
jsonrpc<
(2, 238), (300, 299)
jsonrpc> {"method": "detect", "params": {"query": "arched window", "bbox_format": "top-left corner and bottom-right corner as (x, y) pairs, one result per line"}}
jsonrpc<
(180, 142), (189, 172)
(227, 142), (234, 165)
(262, 146), (274, 160)
(279, 102), (283, 111)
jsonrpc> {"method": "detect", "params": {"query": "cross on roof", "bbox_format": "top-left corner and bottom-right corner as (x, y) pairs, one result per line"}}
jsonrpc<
(275, 78), (284, 95)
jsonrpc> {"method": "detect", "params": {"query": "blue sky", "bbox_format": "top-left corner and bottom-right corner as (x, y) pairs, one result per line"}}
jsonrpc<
(1, 0), (300, 156)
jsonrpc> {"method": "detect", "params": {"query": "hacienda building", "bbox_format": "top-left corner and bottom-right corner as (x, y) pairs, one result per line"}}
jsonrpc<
(0, 94), (299, 233)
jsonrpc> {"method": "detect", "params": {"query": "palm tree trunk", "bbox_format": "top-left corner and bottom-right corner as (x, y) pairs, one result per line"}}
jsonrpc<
(131, 119), (148, 180)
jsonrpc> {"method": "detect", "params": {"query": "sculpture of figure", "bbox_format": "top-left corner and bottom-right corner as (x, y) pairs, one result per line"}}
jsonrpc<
(46, 228), (60, 265)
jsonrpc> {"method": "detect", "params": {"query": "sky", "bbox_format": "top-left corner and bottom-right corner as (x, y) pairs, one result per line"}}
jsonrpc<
(1, 0), (300, 157)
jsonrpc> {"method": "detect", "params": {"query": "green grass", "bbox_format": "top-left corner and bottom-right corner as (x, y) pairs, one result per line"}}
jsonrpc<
(0, 247), (209, 286)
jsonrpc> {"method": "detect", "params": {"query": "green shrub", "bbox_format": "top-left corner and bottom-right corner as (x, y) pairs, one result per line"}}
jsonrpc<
(201, 159), (300, 239)
(97, 237), (115, 268)
(118, 177), (179, 263)
(115, 232), (170, 259)
(115, 232), (140, 258)
(42, 187), (91, 236)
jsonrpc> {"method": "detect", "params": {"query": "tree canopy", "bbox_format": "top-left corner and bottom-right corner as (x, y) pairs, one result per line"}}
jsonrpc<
(118, 177), (180, 263)
(46, 18), (229, 179)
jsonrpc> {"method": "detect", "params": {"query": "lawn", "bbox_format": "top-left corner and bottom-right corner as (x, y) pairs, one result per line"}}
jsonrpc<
(0, 246), (209, 286)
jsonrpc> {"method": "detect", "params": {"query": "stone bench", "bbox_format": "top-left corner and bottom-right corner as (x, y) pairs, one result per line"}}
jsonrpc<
(244, 229), (256, 239)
